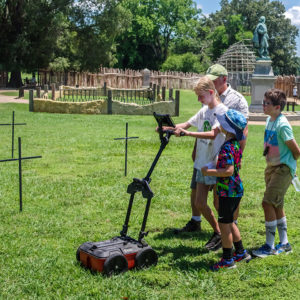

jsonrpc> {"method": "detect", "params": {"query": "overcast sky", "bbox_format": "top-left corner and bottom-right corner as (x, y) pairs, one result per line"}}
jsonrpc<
(195, 0), (300, 57)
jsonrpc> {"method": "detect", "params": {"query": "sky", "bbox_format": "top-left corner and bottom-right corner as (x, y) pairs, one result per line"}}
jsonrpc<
(195, 0), (300, 57)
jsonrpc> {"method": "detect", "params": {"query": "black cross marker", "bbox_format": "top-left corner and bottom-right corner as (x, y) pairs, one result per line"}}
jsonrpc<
(0, 137), (42, 212)
(0, 111), (26, 158)
(114, 122), (139, 176)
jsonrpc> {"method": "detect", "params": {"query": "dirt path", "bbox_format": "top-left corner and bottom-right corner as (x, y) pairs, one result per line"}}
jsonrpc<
(0, 89), (28, 104)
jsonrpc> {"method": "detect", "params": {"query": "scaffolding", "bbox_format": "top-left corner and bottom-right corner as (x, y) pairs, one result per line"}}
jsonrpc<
(217, 40), (256, 94)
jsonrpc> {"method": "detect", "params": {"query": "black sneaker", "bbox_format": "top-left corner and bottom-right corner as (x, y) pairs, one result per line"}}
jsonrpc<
(205, 232), (222, 250)
(174, 219), (201, 234)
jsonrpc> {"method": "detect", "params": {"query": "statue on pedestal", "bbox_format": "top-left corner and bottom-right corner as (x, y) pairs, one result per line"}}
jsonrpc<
(253, 16), (270, 60)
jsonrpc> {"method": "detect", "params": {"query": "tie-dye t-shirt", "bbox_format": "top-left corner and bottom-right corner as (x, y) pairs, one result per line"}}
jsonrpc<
(264, 114), (296, 176)
(216, 139), (243, 197)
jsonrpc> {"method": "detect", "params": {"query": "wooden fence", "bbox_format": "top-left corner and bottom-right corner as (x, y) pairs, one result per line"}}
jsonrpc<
(37, 68), (200, 90)
(274, 75), (300, 98)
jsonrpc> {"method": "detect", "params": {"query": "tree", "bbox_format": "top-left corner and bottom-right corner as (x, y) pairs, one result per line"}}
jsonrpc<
(209, 0), (299, 74)
(66, 0), (130, 71)
(116, 0), (201, 70)
(207, 14), (253, 61)
(161, 52), (202, 73)
(0, 0), (71, 87)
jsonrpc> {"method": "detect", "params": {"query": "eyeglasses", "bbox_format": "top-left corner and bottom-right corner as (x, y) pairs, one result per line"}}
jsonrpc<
(262, 101), (272, 106)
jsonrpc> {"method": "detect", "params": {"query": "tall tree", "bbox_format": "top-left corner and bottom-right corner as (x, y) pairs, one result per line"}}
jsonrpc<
(66, 0), (130, 71)
(0, 0), (71, 87)
(116, 0), (200, 70)
(209, 0), (299, 74)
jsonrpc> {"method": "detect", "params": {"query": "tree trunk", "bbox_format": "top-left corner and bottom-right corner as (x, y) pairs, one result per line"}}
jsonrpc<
(8, 71), (23, 88)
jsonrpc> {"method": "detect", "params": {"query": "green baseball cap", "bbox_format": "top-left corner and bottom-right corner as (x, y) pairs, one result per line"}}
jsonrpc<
(206, 64), (228, 80)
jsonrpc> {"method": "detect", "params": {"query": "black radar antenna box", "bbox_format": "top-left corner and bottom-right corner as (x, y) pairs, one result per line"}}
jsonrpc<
(76, 112), (175, 276)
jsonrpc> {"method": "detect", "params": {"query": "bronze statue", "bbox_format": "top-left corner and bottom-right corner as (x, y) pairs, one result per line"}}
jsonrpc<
(253, 16), (270, 60)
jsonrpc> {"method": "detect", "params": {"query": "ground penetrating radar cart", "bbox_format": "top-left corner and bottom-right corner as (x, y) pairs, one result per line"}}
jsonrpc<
(76, 113), (176, 276)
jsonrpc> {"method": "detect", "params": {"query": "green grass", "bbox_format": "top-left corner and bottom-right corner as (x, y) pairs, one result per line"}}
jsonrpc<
(0, 91), (300, 299)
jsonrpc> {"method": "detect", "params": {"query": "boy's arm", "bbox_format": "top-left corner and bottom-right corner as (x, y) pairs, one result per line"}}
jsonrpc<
(285, 139), (300, 160)
(159, 121), (190, 132)
(178, 127), (220, 139)
(201, 165), (234, 177)
(239, 123), (248, 152)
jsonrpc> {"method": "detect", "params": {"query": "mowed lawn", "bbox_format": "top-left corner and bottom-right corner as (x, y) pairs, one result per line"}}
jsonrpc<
(0, 90), (299, 299)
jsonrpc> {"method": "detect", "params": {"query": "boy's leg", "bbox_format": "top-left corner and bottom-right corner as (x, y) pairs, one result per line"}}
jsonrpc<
(219, 223), (232, 249)
(197, 182), (222, 250)
(253, 165), (291, 257)
(262, 202), (277, 248)
(275, 208), (292, 253)
(210, 222), (236, 271)
(174, 168), (201, 234)
(196, 182), (220, 233)
(213, 185), (219, 211)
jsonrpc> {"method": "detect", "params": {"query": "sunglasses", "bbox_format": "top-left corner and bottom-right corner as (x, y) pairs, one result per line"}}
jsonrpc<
(262, 101), (272, 106)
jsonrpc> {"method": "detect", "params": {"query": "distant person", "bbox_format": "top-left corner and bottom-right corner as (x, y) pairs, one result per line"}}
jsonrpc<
(293, 86), (297, 101)
(201, 109), (251, 270)
(174, 64), (249, 251)
(252, 89), (300, 258)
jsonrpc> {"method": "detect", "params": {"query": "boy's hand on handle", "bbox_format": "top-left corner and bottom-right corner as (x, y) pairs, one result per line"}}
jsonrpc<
(201, 166), (208, 176)
(174, 128), (187, 137)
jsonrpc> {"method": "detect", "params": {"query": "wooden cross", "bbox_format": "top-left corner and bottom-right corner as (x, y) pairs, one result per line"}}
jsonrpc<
(0, 137), (42, 212)
(0, 111), (26, 158)
(114, 122), (139, 176)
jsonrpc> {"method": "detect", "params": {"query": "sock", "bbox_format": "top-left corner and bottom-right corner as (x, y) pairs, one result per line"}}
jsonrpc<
(192, 216), (201, 222)
(265, 220), (277, 249)
(277, 217), (288, 245)
(222, 248), (233, 260)
(234, 240), (245, 254)
(233, 220), (238, 225)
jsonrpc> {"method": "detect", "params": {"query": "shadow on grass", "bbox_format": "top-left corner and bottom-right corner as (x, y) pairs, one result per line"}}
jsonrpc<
(155, 243), (222, 272)
(153, 227), (212, 241)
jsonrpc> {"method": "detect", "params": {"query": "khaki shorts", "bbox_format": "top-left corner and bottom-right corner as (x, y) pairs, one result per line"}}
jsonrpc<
(263, 164), (292, 208)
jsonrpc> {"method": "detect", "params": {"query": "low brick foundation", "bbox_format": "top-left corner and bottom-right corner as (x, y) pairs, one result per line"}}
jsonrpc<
(33, 98), (176, 115)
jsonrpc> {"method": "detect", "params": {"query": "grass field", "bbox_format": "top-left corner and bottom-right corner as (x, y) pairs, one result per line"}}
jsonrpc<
(0, 90), (300, 299)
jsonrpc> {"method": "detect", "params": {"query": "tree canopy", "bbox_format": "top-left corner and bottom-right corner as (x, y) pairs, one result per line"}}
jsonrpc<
(0, 0), (299, 87)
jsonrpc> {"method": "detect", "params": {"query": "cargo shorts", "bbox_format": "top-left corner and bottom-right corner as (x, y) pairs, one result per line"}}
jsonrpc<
(263, 164), (292, 208)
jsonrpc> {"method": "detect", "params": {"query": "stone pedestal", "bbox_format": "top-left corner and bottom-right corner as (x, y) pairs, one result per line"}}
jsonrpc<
(250, 60), (275, 113)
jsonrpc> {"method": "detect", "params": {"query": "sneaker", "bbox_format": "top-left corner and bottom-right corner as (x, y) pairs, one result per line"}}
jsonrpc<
(210, 258), (236, 271)
(173, 219), (201, 234)
(205, 232), (222, 250)
(275, 243), (292, 254)
(252, 244), (276, 258)
(233, 250), (252, 263)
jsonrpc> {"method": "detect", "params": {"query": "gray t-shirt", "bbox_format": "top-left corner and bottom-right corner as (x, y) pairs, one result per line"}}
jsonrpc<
(220, 84), (249, 118)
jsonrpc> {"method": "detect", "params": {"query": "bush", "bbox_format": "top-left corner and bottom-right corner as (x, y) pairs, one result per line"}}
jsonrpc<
(161, 52), (203, 73)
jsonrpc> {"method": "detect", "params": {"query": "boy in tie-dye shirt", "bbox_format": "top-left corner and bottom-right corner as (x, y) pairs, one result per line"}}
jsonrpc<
(202, 109), (250, 271)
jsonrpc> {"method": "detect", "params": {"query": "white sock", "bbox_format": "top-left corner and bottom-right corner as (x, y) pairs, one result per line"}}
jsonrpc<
(277, 217), (288, 245)
(192, 216), (201, 222)
(265, 220), (277, 249)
